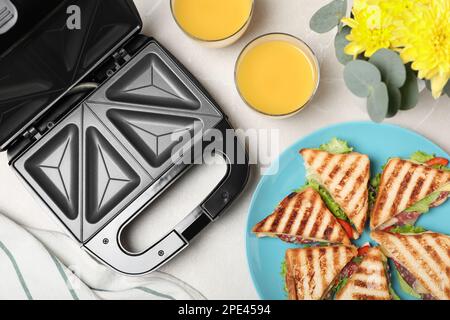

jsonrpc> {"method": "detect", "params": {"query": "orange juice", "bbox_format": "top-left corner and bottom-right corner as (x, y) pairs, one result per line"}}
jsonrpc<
(236, 34), (319, 116)
(172, 0), (253, 43)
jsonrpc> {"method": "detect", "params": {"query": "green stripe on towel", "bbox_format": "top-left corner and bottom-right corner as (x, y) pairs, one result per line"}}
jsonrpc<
(0, 240), (33, 300)
(49, 254), (79, 300)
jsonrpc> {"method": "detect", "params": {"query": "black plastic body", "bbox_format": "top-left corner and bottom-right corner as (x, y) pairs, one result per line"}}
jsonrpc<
(0, 0), (142, 150)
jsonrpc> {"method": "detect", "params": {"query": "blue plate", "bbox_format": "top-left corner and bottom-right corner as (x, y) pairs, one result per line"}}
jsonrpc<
(246, 121), (450, 300)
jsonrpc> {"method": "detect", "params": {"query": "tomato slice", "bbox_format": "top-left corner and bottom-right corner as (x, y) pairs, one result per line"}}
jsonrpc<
(337, 219), (353, 239)
(426, 157), (449, 167)
(383, 225), (395, 232)
(357, 245), (370, 256)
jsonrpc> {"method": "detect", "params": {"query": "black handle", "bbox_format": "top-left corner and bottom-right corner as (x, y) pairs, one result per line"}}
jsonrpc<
(181, 119), (250, 241)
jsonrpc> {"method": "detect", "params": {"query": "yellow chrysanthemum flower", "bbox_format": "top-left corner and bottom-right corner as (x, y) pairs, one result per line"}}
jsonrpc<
(396, 0), (450, 98)
(342, 3), (396, 57)
(342, 0), (449, 98)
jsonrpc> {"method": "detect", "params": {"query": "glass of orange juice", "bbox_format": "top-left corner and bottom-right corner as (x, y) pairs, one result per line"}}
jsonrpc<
(235, 33), (320, 117)
(171, 0), (254, 47)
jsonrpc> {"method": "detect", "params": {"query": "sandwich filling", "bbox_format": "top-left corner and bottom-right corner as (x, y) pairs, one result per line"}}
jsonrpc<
(302, 138), (362, 238)
(326, 245), (399, 300)
(302, 179), (357, 239)
(383, 259), (401, 300)
(324, 245), (369, 299)
(372, 151), (450, 230)
(384, 226), (436, 300)
(393, 260), (435, 300)
(276, 235), (317, 244)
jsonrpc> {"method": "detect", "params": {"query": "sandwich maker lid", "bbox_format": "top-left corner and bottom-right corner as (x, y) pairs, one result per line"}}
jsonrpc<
(0, 0), (142, 150)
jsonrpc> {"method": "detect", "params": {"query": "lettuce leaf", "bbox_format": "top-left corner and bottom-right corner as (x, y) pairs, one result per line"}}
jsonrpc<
(369, 173), (382, 207)
(307, 180), (349, 221)
(281, 260), (287, 277)
(434, 165), (450, 172)
(390, 224), (427, 234)
(319, 138), (353, 154)
(333, 277), (348, 295)
(281, 260), (288, 294)
(404, 191), (441, 213)
(410, 151), (434, 163)
(410, 151), (450, 171)
(396, 269), (421, 299)
(390, 285), (401, 300)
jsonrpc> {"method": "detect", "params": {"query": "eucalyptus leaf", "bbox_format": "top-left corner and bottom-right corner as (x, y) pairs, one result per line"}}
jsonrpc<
(344, 60), (382, 97)
(400, 66), (419, 110)
(369, 49), (406, 88)
(386, 86), (401, 118)
(334, 26), (352, 65)
(367, 82), (389, 122)
(310, 0), (347, 33)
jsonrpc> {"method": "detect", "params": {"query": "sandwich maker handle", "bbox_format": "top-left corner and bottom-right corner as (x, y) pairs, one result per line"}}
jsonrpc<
(181, 119), (250, 241)
(84, 119), (250, 275)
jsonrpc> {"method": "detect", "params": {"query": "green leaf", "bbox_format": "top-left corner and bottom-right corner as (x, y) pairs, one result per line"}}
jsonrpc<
(334, 26), (352, 65)
(367, 82), (389, 122)
(371, 173), (382, 189)
(319, 137), (353, 154)
(386, 86), (401, 118)
(307, 179), (349, 221)
(390, 225), (427, 234)
(281, 260), (287, 277)
(400, 66), (419, 110)
(369, 49), (406, 88)
(410, 151), (434, 163)
(344, 60), (382, 97)
(310, 0), (347, 33)
(334, 277), (348, 294)
(396, 269), (421, 299)
(405, 191), (441, 214)
(369, 173), (382, 207)
(435, 165), (450, 172)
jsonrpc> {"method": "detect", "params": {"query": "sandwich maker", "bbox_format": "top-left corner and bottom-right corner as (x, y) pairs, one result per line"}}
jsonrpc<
(0, 0), (249, 275)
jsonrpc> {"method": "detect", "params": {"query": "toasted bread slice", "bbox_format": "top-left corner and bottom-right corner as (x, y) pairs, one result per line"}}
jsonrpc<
(285, 245), (357, 300)
(370, 158), (450, 230)
(371, 230), (450, 300)
(335, 247), (392, 300)
(252, 187), (351, 245)
(300, 149), (370, 237)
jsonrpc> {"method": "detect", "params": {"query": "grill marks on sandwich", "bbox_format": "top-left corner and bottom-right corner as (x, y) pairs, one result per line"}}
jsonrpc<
(300, 149), (370, 235)
(373, 159), (409, 226)
(252, 188), (351, 245)
(317, 153), (333, 174)
(371, 231), (450, 300)
(371, 159), (450, 229)
(269, 195), (293, 232)
(283, 194), (304, 234)
(285, 246), (357, 300)
(390, 170), (413, 218)
(335, 248), (391, 300)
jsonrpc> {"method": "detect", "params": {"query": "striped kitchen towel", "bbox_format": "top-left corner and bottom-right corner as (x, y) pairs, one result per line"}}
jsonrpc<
(0, 213), (205, 300)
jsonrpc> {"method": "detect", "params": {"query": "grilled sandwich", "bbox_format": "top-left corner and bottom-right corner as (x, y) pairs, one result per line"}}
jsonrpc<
(252, 187), (351, 245)
(334, 247), (395, 300)
(370, 158), (450, 230)
(300, 148), (370, 239)
(285, 245), (357, 300)
(372, 230), (450, 300)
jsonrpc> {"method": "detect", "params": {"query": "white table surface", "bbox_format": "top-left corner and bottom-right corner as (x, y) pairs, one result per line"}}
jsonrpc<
(0, 0), (449, 300)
